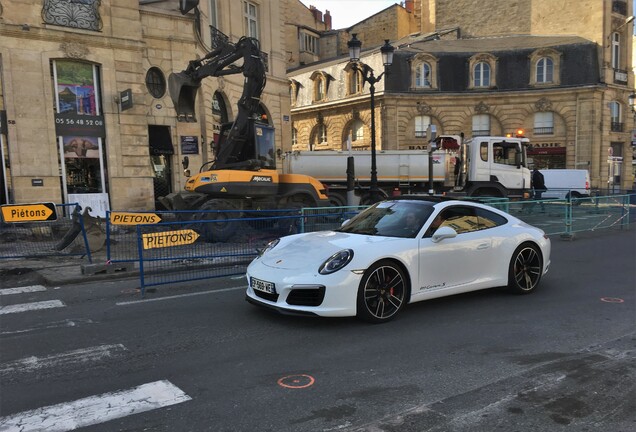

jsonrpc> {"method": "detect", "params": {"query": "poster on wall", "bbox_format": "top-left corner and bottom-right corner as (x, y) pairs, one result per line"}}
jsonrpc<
(63, 136), (99, 158)
(180, 135), (199, 155)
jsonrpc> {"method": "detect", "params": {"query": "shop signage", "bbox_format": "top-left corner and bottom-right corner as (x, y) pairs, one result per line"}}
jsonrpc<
(110, 212), (161, 225)
(180, 135), (199, 155)
(54, 113), (106, 137)
(1, 203), (58, 223)
(142, 229), (199, 249)
(120, 89), (133, 111)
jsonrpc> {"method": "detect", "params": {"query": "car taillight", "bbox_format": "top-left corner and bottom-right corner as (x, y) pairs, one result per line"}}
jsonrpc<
(585, 181), (590, 190)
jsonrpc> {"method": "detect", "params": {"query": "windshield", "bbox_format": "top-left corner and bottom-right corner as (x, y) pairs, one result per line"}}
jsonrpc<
(337, 200), (435, 238)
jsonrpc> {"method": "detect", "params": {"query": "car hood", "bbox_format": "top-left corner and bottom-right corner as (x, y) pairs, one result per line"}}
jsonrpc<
(259, 231), (385, 270)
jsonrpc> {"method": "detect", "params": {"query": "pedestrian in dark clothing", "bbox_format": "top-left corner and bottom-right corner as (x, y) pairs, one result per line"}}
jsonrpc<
(530, 168), (547, 212)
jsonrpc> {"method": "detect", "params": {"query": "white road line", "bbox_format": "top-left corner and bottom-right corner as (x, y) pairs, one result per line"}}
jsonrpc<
(0, 344), (127, 376)
(0, 380), (191, 432)
(116, 286), (244, 306)
(0, 285), (47, 296)
(0, 319), (94, 336)
(0, 300), (65, 315)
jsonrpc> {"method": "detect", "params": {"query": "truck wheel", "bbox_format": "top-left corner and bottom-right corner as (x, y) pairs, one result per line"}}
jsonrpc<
(192, 199), (242, 243)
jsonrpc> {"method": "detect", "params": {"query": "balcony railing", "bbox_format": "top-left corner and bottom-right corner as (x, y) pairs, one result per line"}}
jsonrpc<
(611, 122), (624, 132)
(209, 26), (268, 73)
(42, 0), (102, 31)
(614, 69), (628, 85)
(534, 127), (554, 135)
(210, 25), (230, 51)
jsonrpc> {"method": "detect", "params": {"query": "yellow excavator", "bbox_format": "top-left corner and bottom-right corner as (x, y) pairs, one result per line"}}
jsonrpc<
(161, 35), (329, 241)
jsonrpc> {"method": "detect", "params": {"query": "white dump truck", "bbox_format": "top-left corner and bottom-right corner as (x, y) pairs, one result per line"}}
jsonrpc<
(283, 134), (533, 205)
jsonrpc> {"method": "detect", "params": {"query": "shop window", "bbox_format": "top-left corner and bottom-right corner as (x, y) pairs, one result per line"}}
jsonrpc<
(53, 59), (109, 216)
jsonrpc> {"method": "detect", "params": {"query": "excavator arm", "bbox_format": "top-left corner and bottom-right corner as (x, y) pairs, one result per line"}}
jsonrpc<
(168, 36), (266, 169)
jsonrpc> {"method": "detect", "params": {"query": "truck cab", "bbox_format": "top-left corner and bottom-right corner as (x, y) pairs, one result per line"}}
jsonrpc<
(463, 136), (531, 197)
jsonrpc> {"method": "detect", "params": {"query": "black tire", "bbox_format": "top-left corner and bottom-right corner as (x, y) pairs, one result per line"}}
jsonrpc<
(356, 260), (409, 323)
(507, 243), (543, 294)
(192, 199), (241, 243)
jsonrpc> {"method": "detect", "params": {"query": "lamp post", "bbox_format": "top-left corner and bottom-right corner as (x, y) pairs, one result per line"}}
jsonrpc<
(347, 34), (394, 203)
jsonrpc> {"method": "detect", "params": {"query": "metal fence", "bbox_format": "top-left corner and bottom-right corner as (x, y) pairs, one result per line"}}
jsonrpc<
(482, 193), (633, 236)
(135, 206), (367, 295)
(0, 203), (91, 261)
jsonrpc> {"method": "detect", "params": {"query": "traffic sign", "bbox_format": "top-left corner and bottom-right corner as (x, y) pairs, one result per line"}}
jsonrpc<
(1, 203), (57, 223)
(142, 229), (199, 249)
(110, 212), (161, 225)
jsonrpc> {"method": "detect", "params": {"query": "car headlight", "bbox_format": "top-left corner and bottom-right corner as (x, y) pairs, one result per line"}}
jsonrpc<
(319, 249), (354, 275)
(257, 239), (279, 257)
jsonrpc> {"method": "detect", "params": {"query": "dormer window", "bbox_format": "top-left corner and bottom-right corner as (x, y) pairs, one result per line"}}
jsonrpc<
(468, 53), (497, 89)
(310, 71), (332, 102)
(410, 53), (438, 90)
(536, 58), (553, 83)
(529, 49), (561, 86)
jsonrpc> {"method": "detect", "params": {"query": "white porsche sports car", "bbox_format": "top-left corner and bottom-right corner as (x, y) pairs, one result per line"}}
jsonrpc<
(246, 197), (551, 323)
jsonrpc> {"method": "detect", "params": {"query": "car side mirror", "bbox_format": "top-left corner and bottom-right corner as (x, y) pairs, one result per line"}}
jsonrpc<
(432, 226), (457, 243)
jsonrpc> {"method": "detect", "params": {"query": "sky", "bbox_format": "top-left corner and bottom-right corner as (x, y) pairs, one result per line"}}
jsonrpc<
(300, 0), (399, 29)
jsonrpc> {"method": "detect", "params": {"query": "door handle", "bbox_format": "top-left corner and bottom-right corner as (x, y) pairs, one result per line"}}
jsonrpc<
(477, 243), (490, 250)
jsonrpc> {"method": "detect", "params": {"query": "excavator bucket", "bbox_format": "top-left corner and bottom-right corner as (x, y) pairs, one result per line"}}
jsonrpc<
(168, 72), (201, 122)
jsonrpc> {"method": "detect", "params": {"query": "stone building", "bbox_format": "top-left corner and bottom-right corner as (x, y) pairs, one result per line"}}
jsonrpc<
(289, 0), (635, 191)
(0, 0), (293, 213)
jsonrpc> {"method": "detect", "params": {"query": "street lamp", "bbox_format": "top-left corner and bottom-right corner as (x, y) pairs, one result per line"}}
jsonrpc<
(347, 34), (394, 203)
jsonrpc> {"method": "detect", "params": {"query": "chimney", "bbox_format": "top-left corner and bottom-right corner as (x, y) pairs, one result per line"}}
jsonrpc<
(324, 10), (332, 30)
(309, 5), (323, 23)
(405, 0), (414, 13)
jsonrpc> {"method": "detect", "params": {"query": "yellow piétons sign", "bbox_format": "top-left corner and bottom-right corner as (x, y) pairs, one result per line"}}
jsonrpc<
(110, 212), (161, 225)
(1, 203), (57, 223)
(142, 229), (199, 250)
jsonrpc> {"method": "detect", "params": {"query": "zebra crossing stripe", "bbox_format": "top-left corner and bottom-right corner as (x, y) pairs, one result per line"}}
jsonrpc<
(0, 300), (65, 315)
(0, 380), (191, 432)
(0, 285), (47, 296)
(0, 344), (127, 376)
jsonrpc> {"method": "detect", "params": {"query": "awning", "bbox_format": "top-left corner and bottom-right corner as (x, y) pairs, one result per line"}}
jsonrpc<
(149, 125), (174, 155)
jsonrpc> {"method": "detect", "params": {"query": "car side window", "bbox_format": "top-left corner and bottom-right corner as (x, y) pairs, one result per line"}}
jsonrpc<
(425, 206), (480, 237)
(475, 208), (508, 230)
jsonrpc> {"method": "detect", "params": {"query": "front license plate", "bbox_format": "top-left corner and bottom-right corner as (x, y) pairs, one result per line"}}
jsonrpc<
(251, 277), (276, 294)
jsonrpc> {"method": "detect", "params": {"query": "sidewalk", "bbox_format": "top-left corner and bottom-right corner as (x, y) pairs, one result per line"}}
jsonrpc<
(0, 251), (139, 289)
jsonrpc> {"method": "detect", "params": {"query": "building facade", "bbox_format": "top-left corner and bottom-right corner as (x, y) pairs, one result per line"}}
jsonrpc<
(0, 0), (292, 213)
(289, 0), (635, 191)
